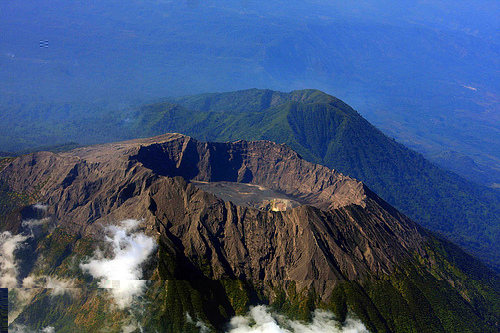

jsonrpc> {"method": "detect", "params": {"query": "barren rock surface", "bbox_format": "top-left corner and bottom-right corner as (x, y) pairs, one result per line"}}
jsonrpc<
(0, 133), (427, 284)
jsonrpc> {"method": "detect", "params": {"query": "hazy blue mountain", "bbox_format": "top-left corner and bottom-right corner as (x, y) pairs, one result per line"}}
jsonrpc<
(0, 1), (498, 188)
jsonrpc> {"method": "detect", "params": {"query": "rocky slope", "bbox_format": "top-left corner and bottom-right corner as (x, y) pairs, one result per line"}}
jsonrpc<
(1, 134), (499, 332)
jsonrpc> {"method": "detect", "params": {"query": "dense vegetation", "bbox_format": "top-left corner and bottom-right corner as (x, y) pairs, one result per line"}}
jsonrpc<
(12, 226), (500, 332)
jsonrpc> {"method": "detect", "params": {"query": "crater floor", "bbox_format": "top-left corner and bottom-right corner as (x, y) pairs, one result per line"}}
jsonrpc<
(190, 181), (304, 211)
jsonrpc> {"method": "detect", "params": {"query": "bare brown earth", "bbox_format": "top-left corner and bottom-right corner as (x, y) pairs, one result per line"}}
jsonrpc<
(0, 133), (427, 289)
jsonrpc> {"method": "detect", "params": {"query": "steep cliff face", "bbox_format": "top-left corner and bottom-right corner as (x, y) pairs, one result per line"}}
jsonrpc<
(2, 134), (499, 332)
(131, 136), (368, 210)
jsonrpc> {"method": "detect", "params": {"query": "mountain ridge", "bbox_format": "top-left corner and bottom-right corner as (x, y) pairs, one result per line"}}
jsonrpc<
(2, 88), (498, 270)
(130, 89), (500, 270)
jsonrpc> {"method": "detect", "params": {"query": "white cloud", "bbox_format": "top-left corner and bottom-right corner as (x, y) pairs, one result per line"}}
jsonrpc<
(122, 323), (144, 333)
(45, 276), (77, 296)
(186, 313), (211, 333)
(227, 306), (370, 333)
(8, 324), (55, 333)
(80, 219), (156, 309)
(33, 203), (48, 211)
(0, 231), (30, 288)
(8, 288), (37, 325)
(9, 276), (78, 324)
(21, 218), (51, 229)
(120, 219), (142, 232)
(21, 275), (38, 289)
(21, 274), (77, 296)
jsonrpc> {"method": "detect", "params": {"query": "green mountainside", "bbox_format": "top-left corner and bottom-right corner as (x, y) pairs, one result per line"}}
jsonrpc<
(129, 89), (500, 270)
(14, 234), (500, 333)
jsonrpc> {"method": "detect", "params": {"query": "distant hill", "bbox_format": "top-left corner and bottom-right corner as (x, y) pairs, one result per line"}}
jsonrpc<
(129, 89), (500, 270)
(0, 151), (15, 158)
(430, 150), (500, 189)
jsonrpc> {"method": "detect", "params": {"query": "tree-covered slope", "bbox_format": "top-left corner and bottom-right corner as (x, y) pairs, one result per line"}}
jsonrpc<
(131, 89), (500, 270)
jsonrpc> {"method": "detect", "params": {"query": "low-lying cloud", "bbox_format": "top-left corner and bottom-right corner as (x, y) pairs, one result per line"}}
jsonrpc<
(1, 214), (59, 289)
(187, 313), (211, 333)
(227, 306), (369, 333)
(9, 324), (55, 333)
(21, 275), (77, 296)
(9, 276), (79, 324)
(22, 217), (51, 229)
(33, 203), (48, 211)
(0, 231), (30, 288)
(80, 219), (156, 309)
